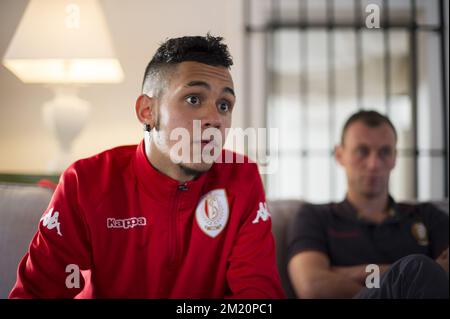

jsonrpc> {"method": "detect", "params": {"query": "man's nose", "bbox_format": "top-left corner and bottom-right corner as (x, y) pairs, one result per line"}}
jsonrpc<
(366, 152), (382, 170)
(202, 102), (222, 129)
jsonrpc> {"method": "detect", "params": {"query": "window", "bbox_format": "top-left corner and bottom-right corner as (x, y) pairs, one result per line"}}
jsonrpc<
(244, 0), (448, 202)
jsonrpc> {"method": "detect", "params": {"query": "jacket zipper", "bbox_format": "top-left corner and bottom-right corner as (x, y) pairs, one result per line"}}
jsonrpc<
(168, 183), (188, 267)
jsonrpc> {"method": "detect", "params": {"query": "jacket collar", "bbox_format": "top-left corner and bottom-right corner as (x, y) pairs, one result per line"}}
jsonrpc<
(132, 140), (207, 205)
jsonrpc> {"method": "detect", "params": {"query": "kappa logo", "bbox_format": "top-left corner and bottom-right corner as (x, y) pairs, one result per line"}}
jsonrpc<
(40, 207), (62, 236)
(196, 189), (229, 238)
(252, 202), (271, 224)
(107, 217), (147, 229)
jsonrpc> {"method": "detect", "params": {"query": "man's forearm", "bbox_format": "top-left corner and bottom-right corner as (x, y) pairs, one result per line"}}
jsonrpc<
(331, 264), (391, 285)
(297, 270), (364, 299)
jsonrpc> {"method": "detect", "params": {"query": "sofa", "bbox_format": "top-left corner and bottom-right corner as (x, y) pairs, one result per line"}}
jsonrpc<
(0, 181), (448, 298)
(0, 182), (55, 298)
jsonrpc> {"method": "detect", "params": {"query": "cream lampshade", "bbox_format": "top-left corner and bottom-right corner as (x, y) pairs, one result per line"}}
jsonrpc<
(2, 0), (124, 172)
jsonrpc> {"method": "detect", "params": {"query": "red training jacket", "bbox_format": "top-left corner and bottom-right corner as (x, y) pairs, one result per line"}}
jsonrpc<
(10, 141), (285, 298)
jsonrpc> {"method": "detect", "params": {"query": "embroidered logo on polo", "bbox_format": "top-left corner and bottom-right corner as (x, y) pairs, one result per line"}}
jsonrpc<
(196, 189), (229, 238)
(107, 217), (147, 229)
(40, 207), (62, 236)
(411, 222), (429, 246)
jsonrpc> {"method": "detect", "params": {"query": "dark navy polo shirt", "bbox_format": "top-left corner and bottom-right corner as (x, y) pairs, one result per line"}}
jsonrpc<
(287, 197), (449, 266)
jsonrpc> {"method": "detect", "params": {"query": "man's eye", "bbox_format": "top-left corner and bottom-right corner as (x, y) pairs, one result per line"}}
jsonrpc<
(379, 148), (392, 158)
(217, 101), (230, 113)
(356, 147), (369, 157)
(186, 96), (201, 105)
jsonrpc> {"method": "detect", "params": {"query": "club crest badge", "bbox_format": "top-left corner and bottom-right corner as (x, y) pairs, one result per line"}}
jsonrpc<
(196, 189), (229, 238)
(411, 222), (429, 246)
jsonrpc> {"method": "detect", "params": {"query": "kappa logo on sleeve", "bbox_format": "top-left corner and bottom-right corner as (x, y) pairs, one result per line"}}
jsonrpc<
(107, 217), (147, 229)
(252, 202), (271, 224)
(40, 207), (62, 236)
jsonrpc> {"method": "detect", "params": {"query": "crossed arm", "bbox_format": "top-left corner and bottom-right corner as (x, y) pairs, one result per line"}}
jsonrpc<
(287, 250), (390, 299)
(288, 248), (449, 299)
(435, 247), (449, 274)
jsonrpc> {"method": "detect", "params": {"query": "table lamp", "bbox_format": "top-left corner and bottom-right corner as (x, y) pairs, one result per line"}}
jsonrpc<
(2, 0), (124, 172)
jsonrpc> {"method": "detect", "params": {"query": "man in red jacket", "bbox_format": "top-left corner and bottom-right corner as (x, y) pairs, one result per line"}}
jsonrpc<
(10, 34), (285, 298)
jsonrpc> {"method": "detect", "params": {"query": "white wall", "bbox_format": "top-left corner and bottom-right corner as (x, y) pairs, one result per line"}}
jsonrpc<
(0, 0), (245, 173)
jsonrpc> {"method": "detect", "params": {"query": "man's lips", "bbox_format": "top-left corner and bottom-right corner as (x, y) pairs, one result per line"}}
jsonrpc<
(364, 174), (382, 179)
(196, 140), (216, 146)
(362, 175), (383, 185)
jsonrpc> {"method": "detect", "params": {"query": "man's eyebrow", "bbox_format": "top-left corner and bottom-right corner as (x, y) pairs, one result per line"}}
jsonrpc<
(185, 81), (210, 90)
(185, 81), (235, 97)
(223, 87), (235, 97)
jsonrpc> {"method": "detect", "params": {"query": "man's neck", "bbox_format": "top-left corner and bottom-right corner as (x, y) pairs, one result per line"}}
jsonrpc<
(144, 137), (194, 183)
(346, 191), (390, 224)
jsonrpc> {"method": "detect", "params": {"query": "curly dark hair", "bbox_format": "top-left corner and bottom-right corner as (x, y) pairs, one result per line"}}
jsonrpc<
(142, 34), (233, 97)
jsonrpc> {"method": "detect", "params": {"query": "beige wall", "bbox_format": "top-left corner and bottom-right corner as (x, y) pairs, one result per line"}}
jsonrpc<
(0, 0), (245, 173)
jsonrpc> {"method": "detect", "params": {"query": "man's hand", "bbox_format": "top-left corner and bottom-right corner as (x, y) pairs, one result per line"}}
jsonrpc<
(435, 248), (449, 274)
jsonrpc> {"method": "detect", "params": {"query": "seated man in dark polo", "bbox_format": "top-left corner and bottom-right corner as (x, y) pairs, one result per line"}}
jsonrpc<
(287, 110), (449, 299)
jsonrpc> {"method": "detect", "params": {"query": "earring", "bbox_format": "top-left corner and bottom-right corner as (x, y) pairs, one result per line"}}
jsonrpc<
(143, 123), (151, 132)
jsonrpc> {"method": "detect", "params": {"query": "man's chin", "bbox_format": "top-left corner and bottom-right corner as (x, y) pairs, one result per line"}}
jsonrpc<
(178, 162), (213, 177)
(360, 188), (384, 199)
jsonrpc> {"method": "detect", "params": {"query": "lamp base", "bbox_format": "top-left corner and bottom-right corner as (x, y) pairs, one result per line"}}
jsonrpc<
(42, 86), (90, 173)
(46, 150), (73, 174)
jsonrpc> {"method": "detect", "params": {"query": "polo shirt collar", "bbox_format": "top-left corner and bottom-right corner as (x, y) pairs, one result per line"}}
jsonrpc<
(336, 195), (402, 224)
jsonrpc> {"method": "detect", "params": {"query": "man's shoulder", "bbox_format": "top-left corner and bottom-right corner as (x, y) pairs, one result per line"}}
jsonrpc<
(298, 202), (337, 217)
(62, 144), (137, 183)
(291, 202), (350, 231)
(396, 200), (449, 218)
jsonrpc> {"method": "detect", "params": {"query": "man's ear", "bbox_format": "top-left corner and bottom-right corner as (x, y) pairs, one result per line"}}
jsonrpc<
(334, 144), (345, 167)
(135, 94), (156, 127)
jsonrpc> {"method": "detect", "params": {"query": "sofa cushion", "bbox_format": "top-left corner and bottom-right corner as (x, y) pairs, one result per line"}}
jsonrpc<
(268, 200), (306, 299)
(0, 183), (53, 298)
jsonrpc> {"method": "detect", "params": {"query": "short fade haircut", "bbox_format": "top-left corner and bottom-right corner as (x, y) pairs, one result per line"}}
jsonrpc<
(341, 110), (397, 145)
(142, 33), (233, 98)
